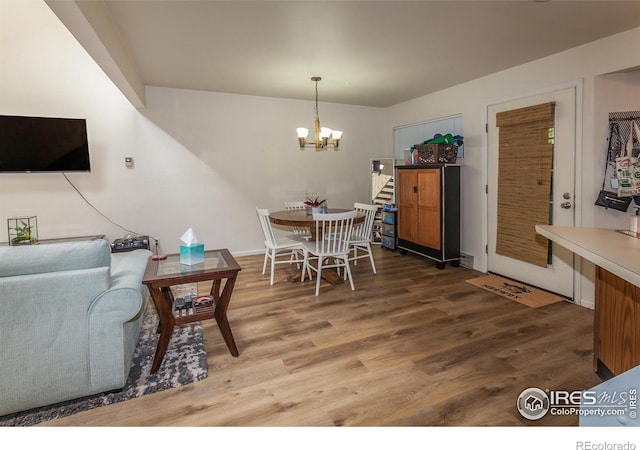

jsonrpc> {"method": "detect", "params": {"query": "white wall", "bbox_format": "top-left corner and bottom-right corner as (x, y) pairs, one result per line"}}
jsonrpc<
(0, 1), (386, 255)
(387, 26), (640, 307)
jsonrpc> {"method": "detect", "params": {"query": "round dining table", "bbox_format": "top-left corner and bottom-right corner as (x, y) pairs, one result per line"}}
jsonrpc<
(269, 208), (365, 241)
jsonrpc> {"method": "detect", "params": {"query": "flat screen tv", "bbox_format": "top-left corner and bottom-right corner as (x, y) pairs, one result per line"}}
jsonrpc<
(0, 115), (90, 172)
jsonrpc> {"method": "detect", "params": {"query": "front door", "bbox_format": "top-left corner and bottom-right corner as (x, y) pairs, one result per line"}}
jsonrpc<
(487, 87), (576, 298)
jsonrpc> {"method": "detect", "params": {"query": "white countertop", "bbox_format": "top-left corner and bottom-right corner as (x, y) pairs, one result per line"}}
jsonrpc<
(535, 225), (640, 287)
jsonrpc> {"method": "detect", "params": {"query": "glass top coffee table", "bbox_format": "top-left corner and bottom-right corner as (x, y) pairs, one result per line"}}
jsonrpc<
(142, 248), (242, 373)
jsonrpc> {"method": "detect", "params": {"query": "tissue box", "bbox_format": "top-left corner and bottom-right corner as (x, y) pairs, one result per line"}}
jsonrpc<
(180, 243), (204, 265)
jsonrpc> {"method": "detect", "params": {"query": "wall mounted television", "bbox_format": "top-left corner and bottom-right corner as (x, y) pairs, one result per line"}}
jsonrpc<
(0, 115), (90, 173)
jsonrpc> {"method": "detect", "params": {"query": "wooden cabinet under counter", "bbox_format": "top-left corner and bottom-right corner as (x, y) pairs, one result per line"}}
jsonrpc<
(595, 266), (640, 379)
(535, 225), (640, 380)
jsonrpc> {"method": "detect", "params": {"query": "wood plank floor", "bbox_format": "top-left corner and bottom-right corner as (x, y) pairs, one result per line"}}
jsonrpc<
(43, 246), (601, 427)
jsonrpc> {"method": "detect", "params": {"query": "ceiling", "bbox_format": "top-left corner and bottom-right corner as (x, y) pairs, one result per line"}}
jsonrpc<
(47, 0), (640, 108)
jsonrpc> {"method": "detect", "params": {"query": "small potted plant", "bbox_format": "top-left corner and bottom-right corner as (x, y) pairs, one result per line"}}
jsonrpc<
(304, 195), (326, 215)
(8, 216), (38, 245)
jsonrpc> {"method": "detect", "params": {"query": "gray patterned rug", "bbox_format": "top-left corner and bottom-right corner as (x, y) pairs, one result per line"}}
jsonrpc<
(0, 289), (207, 427)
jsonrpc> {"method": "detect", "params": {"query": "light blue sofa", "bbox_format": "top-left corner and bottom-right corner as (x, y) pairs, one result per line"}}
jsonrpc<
(0, 239), (152, 416)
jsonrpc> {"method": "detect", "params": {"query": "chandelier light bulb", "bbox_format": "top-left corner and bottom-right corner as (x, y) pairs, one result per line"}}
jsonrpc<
(296, 127), (309, 147)
(320, 127), (332, 139)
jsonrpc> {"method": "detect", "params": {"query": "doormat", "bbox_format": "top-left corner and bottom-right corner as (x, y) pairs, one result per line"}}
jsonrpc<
(465, 274), (566, 309)
(0, 291), (207, 427)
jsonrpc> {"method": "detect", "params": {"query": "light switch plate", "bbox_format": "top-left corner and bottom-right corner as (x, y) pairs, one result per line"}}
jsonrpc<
(610, 177), (619, 189)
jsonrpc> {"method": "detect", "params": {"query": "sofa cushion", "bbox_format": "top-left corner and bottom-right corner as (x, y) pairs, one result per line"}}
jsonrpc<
(0, 239), (111, 278)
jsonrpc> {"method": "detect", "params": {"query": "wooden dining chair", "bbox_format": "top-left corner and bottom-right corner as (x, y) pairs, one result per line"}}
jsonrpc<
(348, 202), (378, 274)
(284, 201), (311, 239)
(301, 210), (357, 296)
(256, 207), (309, 285)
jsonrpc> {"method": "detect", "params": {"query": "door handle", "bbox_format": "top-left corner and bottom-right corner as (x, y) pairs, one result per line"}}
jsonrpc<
(413, 186), (417, 193)
(560, 202), (572, 209)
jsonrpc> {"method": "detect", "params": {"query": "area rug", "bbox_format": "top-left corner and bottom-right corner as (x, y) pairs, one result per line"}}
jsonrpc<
(0, 290), (207, 427)
(466, 274), (567, 309)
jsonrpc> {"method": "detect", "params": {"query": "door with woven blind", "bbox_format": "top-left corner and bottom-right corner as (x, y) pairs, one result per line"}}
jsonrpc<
(487, 87), (575, 298)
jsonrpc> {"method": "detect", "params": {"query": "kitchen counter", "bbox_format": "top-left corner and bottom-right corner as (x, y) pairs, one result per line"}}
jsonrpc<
(535, 225), (640, 288)
(535, 225), (640, 380)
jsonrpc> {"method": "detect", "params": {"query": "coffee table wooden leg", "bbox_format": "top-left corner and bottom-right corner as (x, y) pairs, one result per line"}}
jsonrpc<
(215, 315), (239, 357)
(212, 275), (239, 357)
(151, 321), (175, 373)
(149, 286), (176, 373)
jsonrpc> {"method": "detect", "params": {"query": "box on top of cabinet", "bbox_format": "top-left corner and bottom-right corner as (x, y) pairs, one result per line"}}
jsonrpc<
(415, 143), (458, 164)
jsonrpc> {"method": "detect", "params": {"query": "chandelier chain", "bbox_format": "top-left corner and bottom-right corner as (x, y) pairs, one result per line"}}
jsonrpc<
(315, 79), (319, 119)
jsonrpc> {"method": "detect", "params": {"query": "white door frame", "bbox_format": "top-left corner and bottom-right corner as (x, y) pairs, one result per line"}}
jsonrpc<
(481, 80), (584, 302)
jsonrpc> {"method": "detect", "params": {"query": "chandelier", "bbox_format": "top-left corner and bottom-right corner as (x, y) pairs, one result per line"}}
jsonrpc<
(296, 76), (343, 149)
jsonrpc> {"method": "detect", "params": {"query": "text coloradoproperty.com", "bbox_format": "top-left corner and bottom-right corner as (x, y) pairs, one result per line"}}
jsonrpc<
(551, 406), (627, 416)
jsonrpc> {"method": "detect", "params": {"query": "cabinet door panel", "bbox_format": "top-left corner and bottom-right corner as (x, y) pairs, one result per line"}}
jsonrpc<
(397, 170), (417, 241)
(398, 206), (417, 241)
(417, 208), (440, 249)
(417, 169), (440, 210)
(417, 169), (441, 250)
(397, 170), (417, 206)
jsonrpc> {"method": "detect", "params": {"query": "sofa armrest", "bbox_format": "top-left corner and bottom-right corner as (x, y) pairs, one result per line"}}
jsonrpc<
(109, 249), (153, 300)
(87, 286), (148, 391)
(87, 249), (152, 391)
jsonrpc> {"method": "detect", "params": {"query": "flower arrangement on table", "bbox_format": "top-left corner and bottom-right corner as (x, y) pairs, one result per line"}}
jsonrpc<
(304, 195), (327, 214)
(304, 195), (326, 208)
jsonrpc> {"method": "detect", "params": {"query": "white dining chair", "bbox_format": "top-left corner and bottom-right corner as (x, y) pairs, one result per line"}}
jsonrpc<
(301, 210), (357, 296)
(348, 202), (378, 274)
(256, 207), (309, 285)
(284, 201), (311, 239)
(284, 201), (307, 210)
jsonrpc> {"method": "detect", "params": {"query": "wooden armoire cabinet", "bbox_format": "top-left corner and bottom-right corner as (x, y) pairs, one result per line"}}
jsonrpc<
(396, 164), (461, 269)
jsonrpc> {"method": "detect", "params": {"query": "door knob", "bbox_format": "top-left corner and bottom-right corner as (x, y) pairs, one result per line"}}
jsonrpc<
(560, 202), (572, 209)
